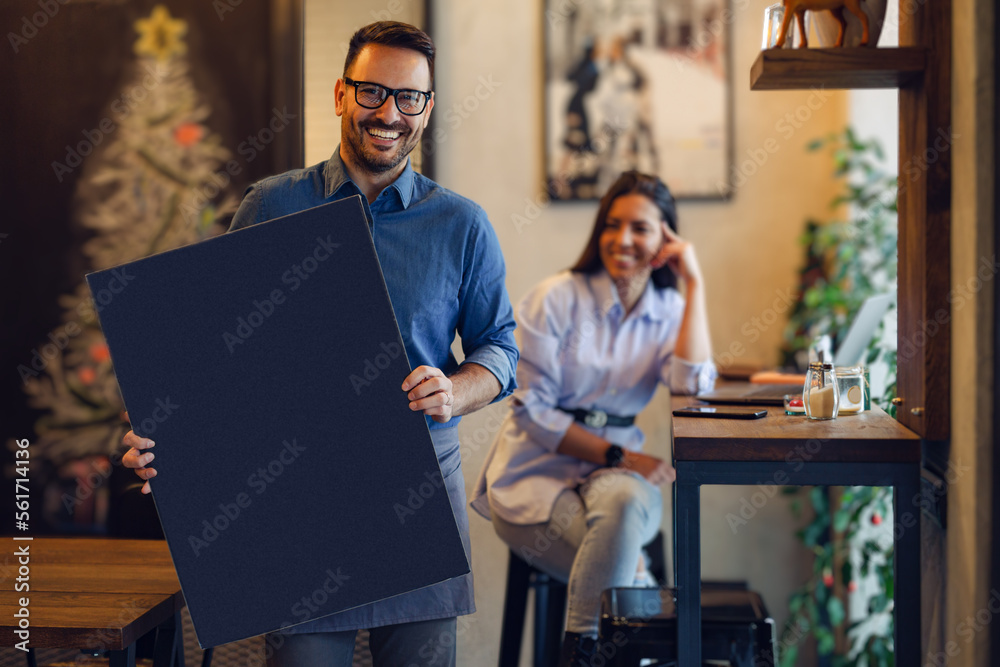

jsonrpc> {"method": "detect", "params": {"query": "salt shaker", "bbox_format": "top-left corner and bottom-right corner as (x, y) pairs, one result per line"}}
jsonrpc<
(803, 362), (840, 420)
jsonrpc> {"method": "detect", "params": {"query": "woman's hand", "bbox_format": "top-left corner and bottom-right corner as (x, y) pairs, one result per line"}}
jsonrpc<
(122, 424), (157, 494)
(652, 225), (703, 287)
(622, 450), (676, 486)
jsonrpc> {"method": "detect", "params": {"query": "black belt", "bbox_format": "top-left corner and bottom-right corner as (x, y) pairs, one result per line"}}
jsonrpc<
(558, 407), (636, 428)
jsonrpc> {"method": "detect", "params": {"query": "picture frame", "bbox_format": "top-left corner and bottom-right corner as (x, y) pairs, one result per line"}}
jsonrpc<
(544, 0), (732, 200)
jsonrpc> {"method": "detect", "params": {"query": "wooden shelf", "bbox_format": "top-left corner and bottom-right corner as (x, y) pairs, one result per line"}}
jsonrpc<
(750, 47), (926, 90)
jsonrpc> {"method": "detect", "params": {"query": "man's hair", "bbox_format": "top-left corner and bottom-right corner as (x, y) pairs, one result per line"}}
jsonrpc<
(344, 21), (435, 88)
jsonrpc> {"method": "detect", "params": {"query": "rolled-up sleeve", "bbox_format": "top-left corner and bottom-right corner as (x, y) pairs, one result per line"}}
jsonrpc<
(509, 287), (574, 452)
(657, 291), (717, 396)
(665, 355), (718, 395)
(457, 215), (518, 402)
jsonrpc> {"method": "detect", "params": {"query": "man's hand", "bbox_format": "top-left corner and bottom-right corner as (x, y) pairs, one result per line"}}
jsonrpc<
(122, 428), (157, 494)
(402, 362), (501, 424)
(622, 450), (676, 486)
(402, 366), (456, 423)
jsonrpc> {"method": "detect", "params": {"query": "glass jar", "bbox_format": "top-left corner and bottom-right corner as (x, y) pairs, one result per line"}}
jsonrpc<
(803, 362), (839, 420)
(835, 366), (867, 415)
(762, 3), (794, 48)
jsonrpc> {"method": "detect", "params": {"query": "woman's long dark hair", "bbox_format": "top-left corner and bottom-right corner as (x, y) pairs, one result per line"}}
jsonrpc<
(570, 170), (679, 290)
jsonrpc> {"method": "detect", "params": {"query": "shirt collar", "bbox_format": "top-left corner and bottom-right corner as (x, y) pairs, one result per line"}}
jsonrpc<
(589, 269), (665, 322)
(323, 145), (415, 209)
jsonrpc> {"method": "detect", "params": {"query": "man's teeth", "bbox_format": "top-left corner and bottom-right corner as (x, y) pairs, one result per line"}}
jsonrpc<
(367, 128), (400, 139)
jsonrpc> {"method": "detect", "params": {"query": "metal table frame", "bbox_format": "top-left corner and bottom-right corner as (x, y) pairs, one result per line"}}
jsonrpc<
(674, 460), (921, 666)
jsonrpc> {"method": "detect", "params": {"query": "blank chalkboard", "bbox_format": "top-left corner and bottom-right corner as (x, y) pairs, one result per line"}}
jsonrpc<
(87, 196), (469, 647)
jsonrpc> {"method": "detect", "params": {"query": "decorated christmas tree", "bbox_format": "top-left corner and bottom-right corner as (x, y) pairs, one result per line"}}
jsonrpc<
(14, 5), (238, 526)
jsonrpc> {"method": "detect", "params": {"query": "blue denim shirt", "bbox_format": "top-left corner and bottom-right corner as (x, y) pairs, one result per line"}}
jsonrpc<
(229, 149), (518, 631)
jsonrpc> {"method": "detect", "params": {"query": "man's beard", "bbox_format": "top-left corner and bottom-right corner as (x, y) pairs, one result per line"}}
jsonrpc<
(344, 120), (422, 175)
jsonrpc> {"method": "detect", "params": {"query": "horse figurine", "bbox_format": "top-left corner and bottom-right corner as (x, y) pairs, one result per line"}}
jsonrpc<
(772, 0), (870, 48)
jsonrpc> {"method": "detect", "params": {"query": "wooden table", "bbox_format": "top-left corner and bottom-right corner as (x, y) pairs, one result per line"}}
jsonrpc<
(0, 538), (184, 667)
(670, 396), (922, 666)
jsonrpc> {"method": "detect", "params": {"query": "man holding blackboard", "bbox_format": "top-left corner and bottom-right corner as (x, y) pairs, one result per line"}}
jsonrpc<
(122, 21), (517, 667)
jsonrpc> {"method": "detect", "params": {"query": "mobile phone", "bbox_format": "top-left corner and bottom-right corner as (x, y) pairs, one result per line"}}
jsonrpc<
(672, 406), (767, 419)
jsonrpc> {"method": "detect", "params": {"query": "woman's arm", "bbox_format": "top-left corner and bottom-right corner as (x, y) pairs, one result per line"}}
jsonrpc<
(555, 422), (675, 485)
(656, 227), (712, 364)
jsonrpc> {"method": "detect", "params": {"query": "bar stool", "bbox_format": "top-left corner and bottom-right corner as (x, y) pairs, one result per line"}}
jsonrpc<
(498, 531), (667, 667)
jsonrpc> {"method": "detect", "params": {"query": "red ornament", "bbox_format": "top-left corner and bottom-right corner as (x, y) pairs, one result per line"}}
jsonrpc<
(822, 570), (834, 587)
(90, 343), (111, 363)
(847, 581), (858, 593)
(173, 122), (204, 147)
(871, 513), (883, 526)
(78, 367), (96, 385)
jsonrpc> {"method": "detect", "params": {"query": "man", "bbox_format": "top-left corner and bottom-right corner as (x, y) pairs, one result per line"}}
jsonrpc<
(122, 21), (518, 666)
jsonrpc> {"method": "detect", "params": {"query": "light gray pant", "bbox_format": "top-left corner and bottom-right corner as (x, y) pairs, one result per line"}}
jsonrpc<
(266, 617), (457, 667)
(491, 470), (662, 636)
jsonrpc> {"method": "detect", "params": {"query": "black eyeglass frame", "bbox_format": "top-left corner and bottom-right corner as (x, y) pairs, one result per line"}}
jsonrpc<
(343, 77), (433, 116)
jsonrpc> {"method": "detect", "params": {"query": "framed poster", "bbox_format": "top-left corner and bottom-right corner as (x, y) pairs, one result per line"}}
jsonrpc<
(545, 0), (731, 200)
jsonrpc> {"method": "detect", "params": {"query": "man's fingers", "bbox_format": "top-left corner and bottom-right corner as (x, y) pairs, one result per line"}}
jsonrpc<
(141, 481), (151, 494)
(406, 376), (451, 401)
(409, 390), (452, 413)
(401, 365), (444, 391)
(123, 430), (155, 451)
(123, 448), (155, 469)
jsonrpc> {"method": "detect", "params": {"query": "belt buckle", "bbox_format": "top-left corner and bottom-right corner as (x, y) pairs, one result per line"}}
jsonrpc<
(584, 409), (608, 428)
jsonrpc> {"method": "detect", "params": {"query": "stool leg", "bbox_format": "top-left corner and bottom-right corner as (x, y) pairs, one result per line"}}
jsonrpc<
(533, 573), (567, 667)
(499, 552), (531, 667)
(543, 581), (567, 666)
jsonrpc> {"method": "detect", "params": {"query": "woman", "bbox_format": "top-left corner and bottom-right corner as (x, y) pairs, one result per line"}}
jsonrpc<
(471, 171), (715, 665)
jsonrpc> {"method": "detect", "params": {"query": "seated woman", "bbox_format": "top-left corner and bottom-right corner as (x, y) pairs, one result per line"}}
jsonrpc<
(471, 170), (715, 665)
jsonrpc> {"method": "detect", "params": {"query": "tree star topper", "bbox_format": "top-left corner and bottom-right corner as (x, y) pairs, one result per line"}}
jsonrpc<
(134, 5), (187, 61)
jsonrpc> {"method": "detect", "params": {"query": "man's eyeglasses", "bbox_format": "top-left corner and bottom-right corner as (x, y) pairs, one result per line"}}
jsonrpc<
(343, 77), (432, 116)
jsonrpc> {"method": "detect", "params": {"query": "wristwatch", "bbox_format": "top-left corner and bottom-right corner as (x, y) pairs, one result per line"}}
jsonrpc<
(604, 444), (625, 468)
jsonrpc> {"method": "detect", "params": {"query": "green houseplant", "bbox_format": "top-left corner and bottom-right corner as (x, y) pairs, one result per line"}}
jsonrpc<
(777, 128), (898, 667)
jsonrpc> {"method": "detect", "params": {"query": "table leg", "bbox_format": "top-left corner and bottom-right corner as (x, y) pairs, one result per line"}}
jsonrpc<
(894, 464), (921, 667)
(153, 610), (185, 667)
(108, 644), (136, 667)
(675, 473), (702, 666)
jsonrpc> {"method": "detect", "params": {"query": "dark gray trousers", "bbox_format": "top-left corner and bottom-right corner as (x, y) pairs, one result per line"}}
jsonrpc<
(266, 617), (458, 667)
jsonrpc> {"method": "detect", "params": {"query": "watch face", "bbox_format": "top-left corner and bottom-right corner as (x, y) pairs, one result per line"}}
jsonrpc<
(605, 445), (625, 467)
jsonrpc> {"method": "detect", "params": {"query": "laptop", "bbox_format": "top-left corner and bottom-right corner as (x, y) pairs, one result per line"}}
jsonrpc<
(696, 293), (894, 406)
